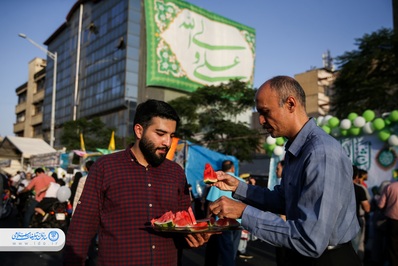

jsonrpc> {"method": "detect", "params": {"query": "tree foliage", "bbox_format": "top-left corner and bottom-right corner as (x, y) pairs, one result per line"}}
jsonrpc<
(60, 117), (124, 151)
(331, 28), (398, 118)
(168, 79), (261, 162)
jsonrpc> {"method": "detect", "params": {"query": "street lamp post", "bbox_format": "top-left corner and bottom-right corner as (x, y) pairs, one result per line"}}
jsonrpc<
(19, 33), (57, 147)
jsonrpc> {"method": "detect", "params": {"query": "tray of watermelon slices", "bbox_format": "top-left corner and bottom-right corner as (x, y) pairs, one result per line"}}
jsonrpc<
(150, 207), (241, 233)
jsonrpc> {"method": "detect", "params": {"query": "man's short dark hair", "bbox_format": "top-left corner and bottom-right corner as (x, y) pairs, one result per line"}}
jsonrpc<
(221, 160), (234, 172)
(34, 168), (45, 174)
(133, 99), (180, 135)
(352, 165), (359, 180)
(85, 160), (95, 171)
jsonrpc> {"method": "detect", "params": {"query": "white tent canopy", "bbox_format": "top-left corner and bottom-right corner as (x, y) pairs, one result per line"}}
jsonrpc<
(0, 136), (56, 159)
(0, 136), (56, 175)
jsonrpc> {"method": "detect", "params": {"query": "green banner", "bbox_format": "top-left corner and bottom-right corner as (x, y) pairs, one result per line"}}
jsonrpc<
(144, 0), (256, 92)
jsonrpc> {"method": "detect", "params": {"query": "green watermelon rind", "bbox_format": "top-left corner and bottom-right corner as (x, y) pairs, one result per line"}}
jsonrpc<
(153, 220), (175, 228)
(203, 178), (217, 184)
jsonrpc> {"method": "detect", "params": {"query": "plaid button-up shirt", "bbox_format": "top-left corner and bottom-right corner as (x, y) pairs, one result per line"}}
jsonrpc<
(64, 146), (191, 265)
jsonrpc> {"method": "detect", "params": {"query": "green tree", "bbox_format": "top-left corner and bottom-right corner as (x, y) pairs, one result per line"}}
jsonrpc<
(331, 28), (398, 117)
(60, 117), (124, 151)
(168, 79), (261, 162)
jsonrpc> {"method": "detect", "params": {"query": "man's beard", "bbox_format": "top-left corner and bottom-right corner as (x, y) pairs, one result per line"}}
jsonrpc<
(139, 134), (169, 167)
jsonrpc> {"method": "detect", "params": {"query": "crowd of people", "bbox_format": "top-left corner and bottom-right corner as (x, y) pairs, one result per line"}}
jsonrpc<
(0, 162), (92, 230)
(1, 77), (397, 266)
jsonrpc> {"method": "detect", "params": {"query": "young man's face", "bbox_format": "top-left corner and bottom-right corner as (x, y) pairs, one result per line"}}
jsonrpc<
(138, 117), (177, 167)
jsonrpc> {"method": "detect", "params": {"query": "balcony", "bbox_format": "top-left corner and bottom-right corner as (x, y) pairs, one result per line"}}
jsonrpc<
(31, 113), (43, 126)
(13, 122), (25, 133)
(32, 90), (45, 104)
(15, 102), (27, 114)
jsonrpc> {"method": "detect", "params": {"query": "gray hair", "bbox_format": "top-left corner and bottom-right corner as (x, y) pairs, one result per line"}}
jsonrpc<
(267, 76), (306, 108)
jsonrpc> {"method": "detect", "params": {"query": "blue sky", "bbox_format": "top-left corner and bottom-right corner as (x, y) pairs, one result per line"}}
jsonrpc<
(0, 0), (393, 138)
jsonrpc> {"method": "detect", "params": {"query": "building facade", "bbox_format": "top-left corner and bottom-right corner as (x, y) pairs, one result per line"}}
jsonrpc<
(14, 57), (46, 139)
(39, 0), (255, 148)
(294, 68), (337, 118)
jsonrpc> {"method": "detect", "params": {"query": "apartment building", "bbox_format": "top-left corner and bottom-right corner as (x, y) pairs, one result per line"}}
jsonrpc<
(14, 57), (46, 139)
(295, 68), (337, 118)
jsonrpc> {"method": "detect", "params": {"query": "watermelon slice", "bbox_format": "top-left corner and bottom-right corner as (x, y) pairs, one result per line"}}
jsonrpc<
(215, 218), (240, 227)
(203, 163), (218, 184)
(187, 206), (197, 225)
(196, 217), (215, 227)
(174, 210), (193, 227)
(189, 221), (209, 232)
(151, 211), (175, 227)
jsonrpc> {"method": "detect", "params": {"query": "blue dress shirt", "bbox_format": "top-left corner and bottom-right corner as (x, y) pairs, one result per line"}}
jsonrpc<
(233, 118), (360, 258)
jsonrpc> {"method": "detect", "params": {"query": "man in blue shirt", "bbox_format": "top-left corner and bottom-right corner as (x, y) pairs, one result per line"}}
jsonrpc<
(209, 76), (361, 265)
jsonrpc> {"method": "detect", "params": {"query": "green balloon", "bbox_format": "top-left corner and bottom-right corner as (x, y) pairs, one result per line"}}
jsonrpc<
(348, 112), (358, 121)
(362, 110), (375, 122)
(389, 110), (398, 122)
(276, 137), (285, 146)
(349, 127), (361, 136)
(266, 144), (276, 152)
(378, 130), (391, 142)
(328, 117), (340, 128)
(264, 144), (276, 156)
(372, 118), (385, 131)
(263, 143), (268, 150)
(322, 125), (331, 134)
(340, 129), (348, 136)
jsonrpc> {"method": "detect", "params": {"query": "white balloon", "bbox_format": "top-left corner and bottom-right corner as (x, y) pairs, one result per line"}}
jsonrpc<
(273, 146), (284, 156)
(322, 115), (332, 126)
(266, 136), (276, 145)
(340, 119), (351, 130)
(388, 135), (398, 146)
(362, 122), (374, 134)
(353, 116), (366, 128)
(316, 116), (324, 126)
(57, 186), (71, 203)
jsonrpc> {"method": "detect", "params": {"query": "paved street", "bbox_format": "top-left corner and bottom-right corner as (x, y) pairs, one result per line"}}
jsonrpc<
(0, 237), (277, 266)
(182, 239), (277, 266)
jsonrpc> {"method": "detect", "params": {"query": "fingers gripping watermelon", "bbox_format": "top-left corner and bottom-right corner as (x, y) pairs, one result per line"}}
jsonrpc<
(203, 163), (218, 184)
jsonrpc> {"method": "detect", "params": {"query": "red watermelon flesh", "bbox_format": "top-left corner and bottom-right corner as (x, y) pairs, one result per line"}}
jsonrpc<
(174, 210), (193, 227)
(196, 217), (215, 226)
(151, 211), (175, 227)
(215, 218), (240, 227)
(187, 206), (197, 225)
(203, 163), (218, 184)
(151, 207), (203, 229)
(189, 221), (209, 231)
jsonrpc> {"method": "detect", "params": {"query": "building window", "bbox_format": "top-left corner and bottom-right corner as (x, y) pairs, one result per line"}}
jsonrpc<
(17, 111), (25, 123)
(33, 124), (42, 137)
(33, 102), (43, 115)
(18, 92), (27, 104)
(36, 78), (45, 93)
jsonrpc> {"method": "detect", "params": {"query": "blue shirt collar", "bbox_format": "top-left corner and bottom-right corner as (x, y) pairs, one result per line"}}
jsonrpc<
(285, 117), (316, 157)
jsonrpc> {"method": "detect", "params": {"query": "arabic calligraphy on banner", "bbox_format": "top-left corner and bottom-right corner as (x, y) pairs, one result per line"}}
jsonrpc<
(145, 0), (256, 92)
(340, 135), (398, 189)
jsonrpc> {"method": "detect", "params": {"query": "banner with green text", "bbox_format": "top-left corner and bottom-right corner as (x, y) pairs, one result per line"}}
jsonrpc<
(144, 0), (256, 92)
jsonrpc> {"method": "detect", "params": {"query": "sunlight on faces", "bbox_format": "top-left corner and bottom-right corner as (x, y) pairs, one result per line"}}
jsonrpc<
(138, 117), (177, 167)
(255, 85), (288, 138)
